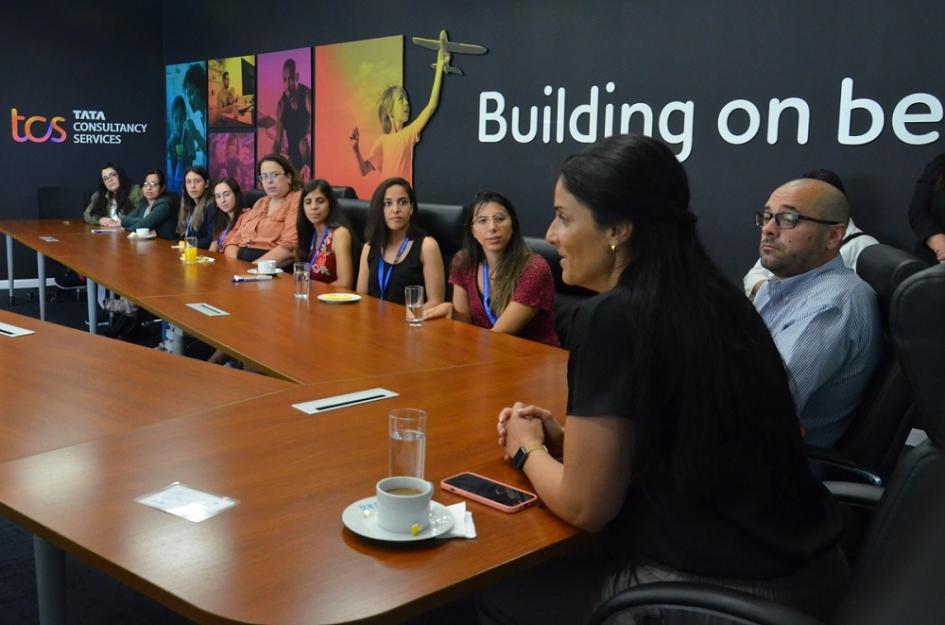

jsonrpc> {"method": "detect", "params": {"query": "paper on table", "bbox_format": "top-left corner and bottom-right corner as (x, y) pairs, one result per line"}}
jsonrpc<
(135, 482), (238, 523)
(442, 502), (477, 539)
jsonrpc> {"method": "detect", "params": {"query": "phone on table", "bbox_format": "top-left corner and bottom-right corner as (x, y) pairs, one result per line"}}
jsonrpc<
(440, 471), (538, 513)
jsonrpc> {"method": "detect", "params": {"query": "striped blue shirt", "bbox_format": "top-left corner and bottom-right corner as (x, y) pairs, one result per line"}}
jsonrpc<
(753, 256), (882, 448)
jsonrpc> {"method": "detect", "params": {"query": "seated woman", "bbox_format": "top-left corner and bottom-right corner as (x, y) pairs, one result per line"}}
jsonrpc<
(295, 179), (356, 288)
(482, 135), (846, 624)
(83, 163), (143, 226)
(356, 177), (444, 306)
(175, 166), (217, 249)
(908, 151), (945, 264)
(222, 153), (301, 265)
(424, 191), (558, 346)
(121, 169), (176, 240)
(209, 177), (244, 253)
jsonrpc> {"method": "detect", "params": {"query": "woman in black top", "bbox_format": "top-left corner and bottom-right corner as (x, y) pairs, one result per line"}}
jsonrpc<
(356, 177), (444, 306)
(484, 135), (846, 624)
(82, 163), (143, 226)
(175, 166), (218, 249)
(908, 152), (945, 265)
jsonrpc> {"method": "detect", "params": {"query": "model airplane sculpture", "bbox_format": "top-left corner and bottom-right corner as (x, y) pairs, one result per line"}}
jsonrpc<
(412, 30), (487, 75)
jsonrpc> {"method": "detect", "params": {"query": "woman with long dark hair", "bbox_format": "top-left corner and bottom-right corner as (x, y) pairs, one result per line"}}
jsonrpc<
(176, 166), (217, 249)
(908, 152), (945, 264)
(424, 191), (558, 346)
(209, 177), (243, 253)
(295, 179), (356, 288)
(483, 135), (846, 623)
(356, 177), (444, 306)
(83, 163), (142, 226)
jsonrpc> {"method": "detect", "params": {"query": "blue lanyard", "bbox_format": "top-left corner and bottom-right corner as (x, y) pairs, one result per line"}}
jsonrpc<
(481, 263), (497, 325)
(376, 237), (410, 299)
(185, 212), (195, 237)
(308, 227), (332, 266)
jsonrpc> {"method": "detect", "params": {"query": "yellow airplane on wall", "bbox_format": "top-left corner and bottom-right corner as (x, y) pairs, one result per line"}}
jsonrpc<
(411, 29), (487, 75)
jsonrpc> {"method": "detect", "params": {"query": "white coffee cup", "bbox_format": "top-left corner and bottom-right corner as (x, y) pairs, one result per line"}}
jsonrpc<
(135, 228), (150, 237)
(257, 259), (277, 274)
(375, 476), (432, 534)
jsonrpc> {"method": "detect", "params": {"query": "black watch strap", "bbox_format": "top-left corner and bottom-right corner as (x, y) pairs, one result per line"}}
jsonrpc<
(513, 444), (548, 471)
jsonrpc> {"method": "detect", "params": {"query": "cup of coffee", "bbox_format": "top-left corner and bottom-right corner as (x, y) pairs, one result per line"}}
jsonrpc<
(375, 476), (433, 534)
(135, 228), (150, 237)
(257, 259), (278, 274)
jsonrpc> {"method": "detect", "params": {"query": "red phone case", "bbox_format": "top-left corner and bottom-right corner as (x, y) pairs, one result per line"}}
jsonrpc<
(440, 471), (539, 513)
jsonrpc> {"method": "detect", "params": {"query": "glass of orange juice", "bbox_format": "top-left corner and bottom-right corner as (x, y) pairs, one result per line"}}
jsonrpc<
(183, 237), (198, 264)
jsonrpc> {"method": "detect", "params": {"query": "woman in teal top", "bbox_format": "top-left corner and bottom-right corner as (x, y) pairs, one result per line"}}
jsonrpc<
(122, 169), (177, 240)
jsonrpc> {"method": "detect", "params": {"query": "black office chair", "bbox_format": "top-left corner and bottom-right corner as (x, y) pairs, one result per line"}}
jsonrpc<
(339, 199), (370, 243)
(417, 202), (464, 275)
(37, 186), (90, 302)
(525, 236), (593, 350)
(332, 186), (358, 199)
(243, 188), (266, 208)
(588, 263), (945, 625)
(807, 244), (928, 486)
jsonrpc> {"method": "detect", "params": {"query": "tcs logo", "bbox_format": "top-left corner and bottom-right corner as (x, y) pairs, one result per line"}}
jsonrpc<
(10, 108), (67, 143)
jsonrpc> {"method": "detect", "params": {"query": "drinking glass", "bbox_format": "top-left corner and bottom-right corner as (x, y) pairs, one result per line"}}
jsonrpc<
(293, 262), (311, 299)
(183, 236), (198, 264)
(404, 285), (424, 327)
(389, 408), (427, 478)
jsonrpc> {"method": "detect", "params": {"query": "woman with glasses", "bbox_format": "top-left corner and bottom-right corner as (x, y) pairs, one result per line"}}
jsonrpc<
(120, 169), (176, 240)
(294, 179), (356, 288)
(356, 177), (444, 306)
(482, 135), (846, 624)
(424, 191), (559, 346)
(221, 153), (301, 265)
(908, 151), (945, 264)
(175, 166), (217, 249)
(83, 163), (143, 226)
(208, 178), (244, 253)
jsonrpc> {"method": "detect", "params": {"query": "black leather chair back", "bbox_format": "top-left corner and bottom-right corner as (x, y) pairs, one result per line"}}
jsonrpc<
(830, 245), (927, 479)
(834, 263), (945, 625)
(339, 199), (370, 243)
(332, 186), (358, 199)
(416, 202), (464, 264)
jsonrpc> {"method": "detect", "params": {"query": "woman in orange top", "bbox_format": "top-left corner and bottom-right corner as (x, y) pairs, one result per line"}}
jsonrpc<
(222, 153), (301, 266)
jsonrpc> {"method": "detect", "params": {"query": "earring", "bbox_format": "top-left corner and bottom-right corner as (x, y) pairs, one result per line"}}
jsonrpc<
(610, 244), (617, 252)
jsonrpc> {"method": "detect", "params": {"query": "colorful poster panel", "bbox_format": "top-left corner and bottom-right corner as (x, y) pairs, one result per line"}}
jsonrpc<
(315, 36), (403, 200)
(257, 48), (312, 183)
(208, 55), (256, 130)
(208, 132), (256, 198)
(166, 61), (208, 194)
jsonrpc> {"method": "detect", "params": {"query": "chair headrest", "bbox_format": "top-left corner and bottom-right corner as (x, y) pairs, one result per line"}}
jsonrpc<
(857, 244), (927, 324)
(416, 203), (464, 257)
(524, 236), (594, 297)
(891, 263), (945, 447)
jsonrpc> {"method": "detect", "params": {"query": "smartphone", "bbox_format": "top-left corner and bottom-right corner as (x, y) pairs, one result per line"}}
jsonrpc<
(440, 471), (538, 513)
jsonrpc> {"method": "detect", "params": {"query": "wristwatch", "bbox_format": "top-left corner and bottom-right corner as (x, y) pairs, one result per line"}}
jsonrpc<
(513, 443), (548, 471)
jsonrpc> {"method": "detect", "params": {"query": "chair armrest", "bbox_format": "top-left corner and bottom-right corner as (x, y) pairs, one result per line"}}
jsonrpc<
(823, 481), (884, 508)
(587, 582), (824, 625)
(806, 445), (884, 486)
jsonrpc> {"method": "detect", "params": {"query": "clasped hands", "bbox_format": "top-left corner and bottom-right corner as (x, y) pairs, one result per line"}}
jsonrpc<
(496, 401), (564, 462)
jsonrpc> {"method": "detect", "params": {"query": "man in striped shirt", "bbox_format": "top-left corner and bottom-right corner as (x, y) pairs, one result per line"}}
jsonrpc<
(752, 178), (882, 448)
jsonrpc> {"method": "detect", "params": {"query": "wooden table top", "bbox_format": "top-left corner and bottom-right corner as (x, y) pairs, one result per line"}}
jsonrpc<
(0, 355), (579, 625)
(0, 309), (291, 462)
(0, 218), (93, 236)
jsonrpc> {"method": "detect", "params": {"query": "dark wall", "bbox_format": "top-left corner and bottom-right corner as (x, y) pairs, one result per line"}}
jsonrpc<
(54, 1), (945, 283)
(1, 1), (165, 279)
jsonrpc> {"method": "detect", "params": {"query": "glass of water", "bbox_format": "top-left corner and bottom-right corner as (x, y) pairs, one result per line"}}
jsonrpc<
(404, 285), (424, 326)
(293, 262), (311, 299)
(389, 408), (427, 478)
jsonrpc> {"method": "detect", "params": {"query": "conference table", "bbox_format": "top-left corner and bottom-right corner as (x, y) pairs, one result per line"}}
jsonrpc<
(0, 220), (579, 624)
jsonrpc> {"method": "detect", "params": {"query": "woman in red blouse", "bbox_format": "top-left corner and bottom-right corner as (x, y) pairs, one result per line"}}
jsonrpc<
(294, 179), (356, 288)
(425, 191), (559, 347)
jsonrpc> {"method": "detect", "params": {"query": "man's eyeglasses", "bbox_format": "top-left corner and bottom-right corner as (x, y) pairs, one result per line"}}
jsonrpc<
(258, 172), (285, 183)
(754, 210), (842, 230)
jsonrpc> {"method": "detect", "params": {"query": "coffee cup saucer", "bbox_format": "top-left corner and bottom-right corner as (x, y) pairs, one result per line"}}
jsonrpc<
(247, 267), (283, 275)
(342, 496), (454, 542)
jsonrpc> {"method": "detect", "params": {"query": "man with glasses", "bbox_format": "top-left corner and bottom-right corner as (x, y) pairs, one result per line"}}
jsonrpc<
(743, 170), (878, 298)
(751, 178), (881, 448)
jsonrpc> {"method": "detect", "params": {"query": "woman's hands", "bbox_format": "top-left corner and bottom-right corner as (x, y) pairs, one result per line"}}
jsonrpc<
(926, 233), (945, 263)
(98, 217), (120, 227)
(497, 402), (564, 460)
(422, 302), (452, 320)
